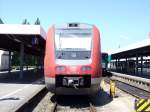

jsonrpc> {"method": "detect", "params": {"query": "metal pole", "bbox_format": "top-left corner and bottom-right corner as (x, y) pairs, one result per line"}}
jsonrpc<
(40, 55), (43, 70)
(141, 55), (143, 75)
(115, 59), (117, 72)
(116, 59), (117, 72)
(118, 58), (120, 72)
(39, 56), (41, 70)
(8, 50), (11, 74)
(125, 58), (127, 73)
(25, 54), (28, 70)
(19, 42), (24, 79)
(136, 54), (138, 75)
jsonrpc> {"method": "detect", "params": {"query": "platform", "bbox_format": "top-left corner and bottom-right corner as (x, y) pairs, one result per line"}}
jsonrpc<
(0, 70), (45, 112)
(96, 78), (135, 112)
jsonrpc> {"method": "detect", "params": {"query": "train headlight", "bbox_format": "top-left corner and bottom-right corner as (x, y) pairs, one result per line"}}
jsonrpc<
(81, 66), (92, 71)
(56, 66), (65, 72)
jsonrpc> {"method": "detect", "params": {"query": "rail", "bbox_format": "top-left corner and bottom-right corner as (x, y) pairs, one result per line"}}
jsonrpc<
(89, 102), (96, 112)
(51, 96), (97, 112)
(110, 72), (150, 92)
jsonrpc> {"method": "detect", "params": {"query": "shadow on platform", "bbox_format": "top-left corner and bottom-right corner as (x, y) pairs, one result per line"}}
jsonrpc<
(50, 90), (113, 108)
(0, 69), (44, 84)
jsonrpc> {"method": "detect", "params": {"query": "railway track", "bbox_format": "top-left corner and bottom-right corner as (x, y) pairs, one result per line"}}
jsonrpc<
(104, 76), (150, 99)
(89, 102), (96, 112)
(16, 72), (149, 112)
(51, 95), (97, 112)
(16, 77), (140, 112)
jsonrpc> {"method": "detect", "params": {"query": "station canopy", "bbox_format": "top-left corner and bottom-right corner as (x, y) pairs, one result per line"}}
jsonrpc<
(0, 24), (46, 56)
(111, 38), (150, 59)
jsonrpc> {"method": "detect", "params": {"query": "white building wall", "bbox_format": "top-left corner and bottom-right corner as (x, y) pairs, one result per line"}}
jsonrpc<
(0, 50), (9, 71)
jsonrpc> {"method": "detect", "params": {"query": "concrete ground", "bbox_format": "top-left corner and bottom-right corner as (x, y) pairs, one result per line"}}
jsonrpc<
(32, 78), (136, 112)
(0, 69), (45, 112)
(111, 69), (150, 79)
(0, 70), (137, 112)
(95, 79), (135, 112)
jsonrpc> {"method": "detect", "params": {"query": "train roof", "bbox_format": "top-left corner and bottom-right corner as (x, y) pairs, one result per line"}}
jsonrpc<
(54, 23), (93, 29)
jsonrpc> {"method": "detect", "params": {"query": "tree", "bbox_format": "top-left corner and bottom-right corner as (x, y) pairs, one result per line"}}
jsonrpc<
(12, 51), (38, 66)
(12, 51), (20, 66)
(0, 18), (4, 24)
(22, 19), (30, 24)
(35, 17), (40, 25)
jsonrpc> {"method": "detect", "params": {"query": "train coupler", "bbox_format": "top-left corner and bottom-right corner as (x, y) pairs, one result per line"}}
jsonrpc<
(56, 75), (91, 88)
(62, 77), (83, 89)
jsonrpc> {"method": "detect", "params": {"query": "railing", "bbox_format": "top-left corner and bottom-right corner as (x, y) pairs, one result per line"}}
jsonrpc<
(111, 72), (150, 92)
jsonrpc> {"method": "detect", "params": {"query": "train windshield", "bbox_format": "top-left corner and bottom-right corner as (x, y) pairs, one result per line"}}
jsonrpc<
(55, 29), (92, 60)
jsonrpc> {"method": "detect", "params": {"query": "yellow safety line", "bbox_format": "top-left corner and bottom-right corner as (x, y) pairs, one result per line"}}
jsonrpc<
(137, 99), (150, 112)
(145, 105), (150, 111)
(136, 99), (145, 107)
(144, 99), (150, 112)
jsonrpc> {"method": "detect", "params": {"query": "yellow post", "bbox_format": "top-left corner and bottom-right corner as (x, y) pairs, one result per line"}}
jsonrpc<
(101, 79), (105, 91)
(110, 80), (116, 98)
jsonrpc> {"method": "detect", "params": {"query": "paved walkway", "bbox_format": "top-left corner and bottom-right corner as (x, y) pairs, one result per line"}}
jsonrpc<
(111, 70), (150, 79)
(0, 69), (45, 112)
(0, 78), (45, 112)
(96, 79), (135, 112)
(0, 69), (44, 83)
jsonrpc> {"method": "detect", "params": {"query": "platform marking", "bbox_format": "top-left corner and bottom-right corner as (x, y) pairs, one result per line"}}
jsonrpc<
(0, 78), (44, 100)
(135, 99), (150, 112)
(0, 85), (30, 100)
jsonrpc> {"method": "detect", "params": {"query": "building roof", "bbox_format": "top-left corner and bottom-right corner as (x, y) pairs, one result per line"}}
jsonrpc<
(111, 38), (150, 59)
(0, 24), (46, 55)
(0, 24), (46, 39)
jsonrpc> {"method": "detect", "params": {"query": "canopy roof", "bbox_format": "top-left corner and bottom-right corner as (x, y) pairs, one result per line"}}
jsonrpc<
(111, 38), (150, 59)
(0, 24), (46, 55)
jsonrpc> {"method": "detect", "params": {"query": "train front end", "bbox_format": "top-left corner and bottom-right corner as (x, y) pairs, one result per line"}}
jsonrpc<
(44, 23), (102, 95)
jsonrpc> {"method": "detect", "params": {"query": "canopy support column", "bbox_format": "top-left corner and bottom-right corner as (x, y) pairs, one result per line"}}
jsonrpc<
(19, 42), (24, 80)
(136, 54), (138, 75)
(8, 50), (11, 74)
(125, 58), (127, 73)
(141, 55), (143, 75)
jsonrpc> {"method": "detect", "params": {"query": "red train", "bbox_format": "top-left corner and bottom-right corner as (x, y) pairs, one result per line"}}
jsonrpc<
(44, 23), (102, 95)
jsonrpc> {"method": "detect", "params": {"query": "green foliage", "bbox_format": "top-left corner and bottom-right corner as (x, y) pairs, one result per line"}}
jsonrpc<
(12, 51), (38, 66)
(34, 17), (40, 25)
(12, 51), (20, 66)
(24, 55), (38, 66)
(22, 18), (41, 25)
(0, 18), (4, 24)
(22, 19), (30, 24)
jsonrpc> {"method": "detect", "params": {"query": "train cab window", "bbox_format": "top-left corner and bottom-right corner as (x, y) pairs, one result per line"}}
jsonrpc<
(55, 29), (92, 60)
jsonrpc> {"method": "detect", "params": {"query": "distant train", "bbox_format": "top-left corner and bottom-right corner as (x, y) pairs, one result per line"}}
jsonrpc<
(44, 23), (102, 95)
(102, 52), (108, 74)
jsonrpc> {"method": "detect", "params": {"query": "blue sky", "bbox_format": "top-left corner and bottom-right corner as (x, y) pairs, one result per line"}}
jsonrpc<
(0, 0), (150, 52)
